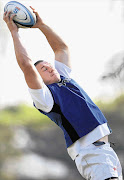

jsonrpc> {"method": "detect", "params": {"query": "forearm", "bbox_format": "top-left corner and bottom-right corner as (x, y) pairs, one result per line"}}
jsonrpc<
(11, 31), (43, 89)
(11, 31), (32, 71)
(30, 8), (68, 53)
(39, 23), (68, 53)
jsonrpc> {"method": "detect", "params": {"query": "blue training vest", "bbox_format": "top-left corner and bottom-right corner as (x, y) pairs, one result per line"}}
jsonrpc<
(34, 75), (108, 148)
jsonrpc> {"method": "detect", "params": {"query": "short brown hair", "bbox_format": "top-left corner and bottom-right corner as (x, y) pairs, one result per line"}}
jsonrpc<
(34, 60), (44, 66)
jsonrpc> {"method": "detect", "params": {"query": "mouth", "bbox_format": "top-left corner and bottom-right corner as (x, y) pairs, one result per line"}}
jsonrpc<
(51, 73), (56, 77)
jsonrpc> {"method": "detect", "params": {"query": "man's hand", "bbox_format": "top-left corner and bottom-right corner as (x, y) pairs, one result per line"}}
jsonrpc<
(30, 6), (44, 28)
(3, 11), (18, 33)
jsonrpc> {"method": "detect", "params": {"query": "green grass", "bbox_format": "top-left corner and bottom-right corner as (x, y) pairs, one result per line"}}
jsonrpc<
(0, 104), (51, 126)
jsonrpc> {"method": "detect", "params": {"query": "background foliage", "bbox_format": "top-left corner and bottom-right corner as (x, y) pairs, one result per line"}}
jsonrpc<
(0, 95), (124, 180)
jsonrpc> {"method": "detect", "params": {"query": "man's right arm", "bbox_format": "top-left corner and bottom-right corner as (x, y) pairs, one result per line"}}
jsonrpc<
(11, 31), (43, 89)
(3, 11), (43, 90)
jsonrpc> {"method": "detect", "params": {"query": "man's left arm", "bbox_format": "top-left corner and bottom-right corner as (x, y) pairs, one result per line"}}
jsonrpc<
(30, 7), (71, 69)
(54, 47), (71, 69)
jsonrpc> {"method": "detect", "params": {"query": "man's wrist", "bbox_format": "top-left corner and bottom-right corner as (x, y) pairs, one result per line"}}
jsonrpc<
(38, 23), (46, 30)
(11, 30), (18, 37)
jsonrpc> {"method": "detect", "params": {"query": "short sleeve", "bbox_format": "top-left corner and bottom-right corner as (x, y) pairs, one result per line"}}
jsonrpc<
(28, 84), (54, 113)
(55, 60), (72, 78)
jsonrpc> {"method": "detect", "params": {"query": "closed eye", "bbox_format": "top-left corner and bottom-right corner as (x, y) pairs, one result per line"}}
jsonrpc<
(44, 67), (47, 71)
(41, 66), (47, 71)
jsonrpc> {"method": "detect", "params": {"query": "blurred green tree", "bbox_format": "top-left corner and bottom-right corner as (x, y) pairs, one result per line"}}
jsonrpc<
(101, 51), (124, 94)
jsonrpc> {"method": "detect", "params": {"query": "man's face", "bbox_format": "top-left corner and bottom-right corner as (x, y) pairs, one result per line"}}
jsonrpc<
(35, 61), (61, 85)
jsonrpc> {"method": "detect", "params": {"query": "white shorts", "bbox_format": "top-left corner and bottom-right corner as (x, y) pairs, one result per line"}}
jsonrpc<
(75, 142), (123, 180)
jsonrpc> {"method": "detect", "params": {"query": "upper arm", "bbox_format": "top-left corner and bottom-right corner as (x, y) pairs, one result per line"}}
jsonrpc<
(23, 62), (44, 89)
(55, 47), (71, 69)
(29, 86), (54, 113)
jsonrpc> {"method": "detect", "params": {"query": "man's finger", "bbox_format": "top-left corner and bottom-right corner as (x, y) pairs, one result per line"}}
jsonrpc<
(10, 14), (16, 21)
(30, 6), (35, 11)
(3, 11), (10, 21)
(6, 11), (11, 16)
(3, 11), (8, 18)
(30, 6), (38, 16)
(4, 11), (7, 16)
(3, 11), (7, 20)
(6, 11), (12, 19)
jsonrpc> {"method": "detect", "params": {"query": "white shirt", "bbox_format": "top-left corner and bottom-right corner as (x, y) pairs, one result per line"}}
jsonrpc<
(29, 60), (110, 160)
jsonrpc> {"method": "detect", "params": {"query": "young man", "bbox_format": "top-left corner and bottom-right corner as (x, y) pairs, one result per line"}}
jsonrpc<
(3, 8), (123, 180)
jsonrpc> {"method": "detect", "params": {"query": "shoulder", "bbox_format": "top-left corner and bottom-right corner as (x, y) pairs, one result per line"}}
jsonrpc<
(55, 60), (72, 78)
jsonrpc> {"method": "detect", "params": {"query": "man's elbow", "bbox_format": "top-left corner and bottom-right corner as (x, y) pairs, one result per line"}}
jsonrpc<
(55, 44), (69, 55)
(54, 43), (68, 52)
(60, 43), (68, 51)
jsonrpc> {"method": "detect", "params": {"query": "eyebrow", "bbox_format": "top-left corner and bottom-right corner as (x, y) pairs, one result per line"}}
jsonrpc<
(41, 65), (45, 69)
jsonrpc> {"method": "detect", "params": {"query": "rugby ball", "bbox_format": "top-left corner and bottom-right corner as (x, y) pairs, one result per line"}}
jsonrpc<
(4, 1), (36, 28)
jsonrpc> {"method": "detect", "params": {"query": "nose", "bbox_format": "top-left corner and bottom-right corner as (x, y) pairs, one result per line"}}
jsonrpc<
(48, 66), (53, 73)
